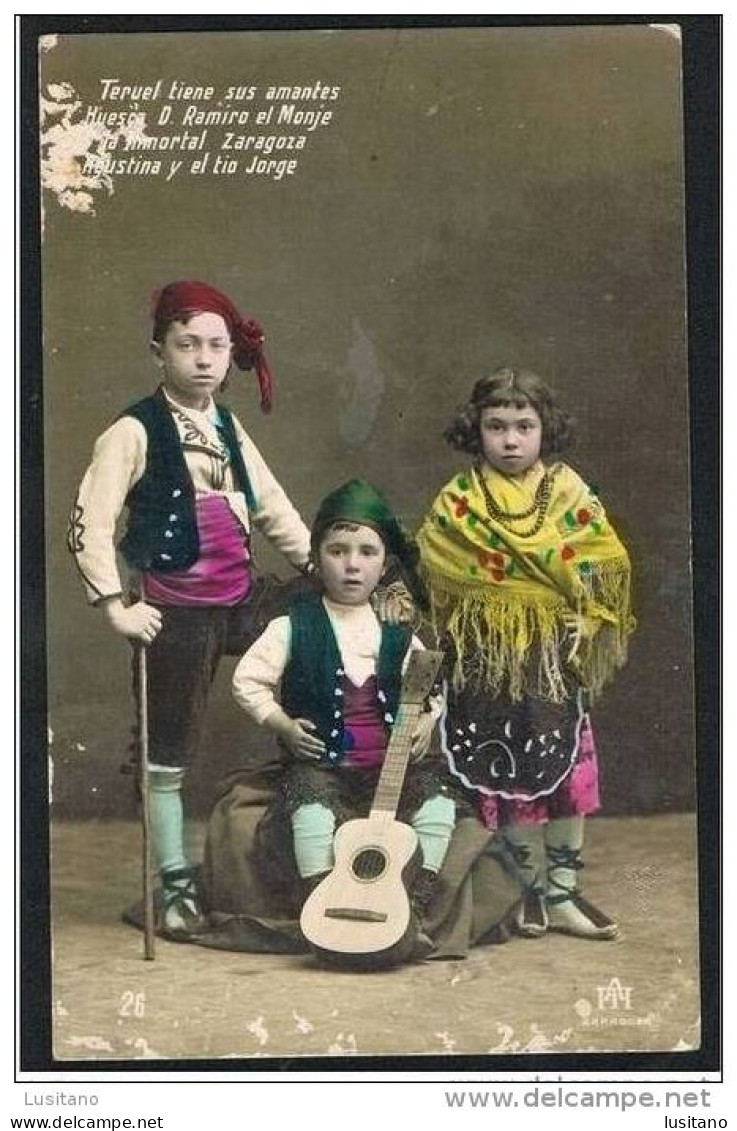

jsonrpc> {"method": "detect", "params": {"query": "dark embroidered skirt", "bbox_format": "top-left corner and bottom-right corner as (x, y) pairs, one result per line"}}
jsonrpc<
(475, 715), (600, 829)
(441, 680), (592, 802)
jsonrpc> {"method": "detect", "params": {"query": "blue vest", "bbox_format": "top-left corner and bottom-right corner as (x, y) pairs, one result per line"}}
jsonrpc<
(118, 388), (255, 572)
(281, 593), (411, 765)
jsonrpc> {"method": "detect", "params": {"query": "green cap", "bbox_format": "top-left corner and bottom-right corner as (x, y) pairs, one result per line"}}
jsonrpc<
(311, 478), (429, 611)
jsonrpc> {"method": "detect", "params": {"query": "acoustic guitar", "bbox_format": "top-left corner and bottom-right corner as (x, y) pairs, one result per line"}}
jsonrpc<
(300, 649), (444, 967)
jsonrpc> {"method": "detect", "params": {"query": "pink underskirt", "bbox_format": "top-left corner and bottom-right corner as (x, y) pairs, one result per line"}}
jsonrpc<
(142, 494), (252, 607)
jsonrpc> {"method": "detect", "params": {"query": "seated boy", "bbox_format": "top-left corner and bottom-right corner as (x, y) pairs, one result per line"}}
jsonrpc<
(232, 479), (456, 952)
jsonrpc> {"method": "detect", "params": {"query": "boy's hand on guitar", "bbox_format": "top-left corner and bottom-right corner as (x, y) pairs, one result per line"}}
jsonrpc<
(101, 597), (163, 644)
(267, 709), (326, 760)
(410, 711), (436, 761)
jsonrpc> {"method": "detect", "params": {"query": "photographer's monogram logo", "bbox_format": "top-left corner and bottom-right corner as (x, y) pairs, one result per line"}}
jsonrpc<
(596, 977), (633, 1012)
(574, 976), (657, 1029)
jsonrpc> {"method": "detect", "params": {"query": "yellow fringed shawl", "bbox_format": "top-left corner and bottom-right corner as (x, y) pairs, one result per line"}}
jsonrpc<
(417, 462), (635, 702)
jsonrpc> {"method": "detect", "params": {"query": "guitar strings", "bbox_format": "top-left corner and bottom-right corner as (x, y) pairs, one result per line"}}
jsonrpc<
(373, 704), (423, 812)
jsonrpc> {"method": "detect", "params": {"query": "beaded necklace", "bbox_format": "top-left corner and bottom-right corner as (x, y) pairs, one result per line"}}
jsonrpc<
(476, 463), (558, 538)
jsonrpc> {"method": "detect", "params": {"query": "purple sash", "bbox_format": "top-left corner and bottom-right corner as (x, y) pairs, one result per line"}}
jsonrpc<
(342, 677), (388, 769)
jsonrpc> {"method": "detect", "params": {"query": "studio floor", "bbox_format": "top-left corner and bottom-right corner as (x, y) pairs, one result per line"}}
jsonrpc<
(50, 813), (701, 1064)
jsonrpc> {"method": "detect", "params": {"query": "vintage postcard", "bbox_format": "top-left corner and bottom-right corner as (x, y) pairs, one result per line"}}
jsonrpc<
(25, 17), (717, 1073)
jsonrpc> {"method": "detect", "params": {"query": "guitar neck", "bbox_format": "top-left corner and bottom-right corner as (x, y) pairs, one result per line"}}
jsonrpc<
(371, 702), (423, 816)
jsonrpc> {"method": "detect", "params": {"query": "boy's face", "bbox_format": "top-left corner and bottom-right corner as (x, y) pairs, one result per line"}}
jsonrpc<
(152, 312), (232, 409)
(479, 402), (543, 475)
(317, 523), (386, 606)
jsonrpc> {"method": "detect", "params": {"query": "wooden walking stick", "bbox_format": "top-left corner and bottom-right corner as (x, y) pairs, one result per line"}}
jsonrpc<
(137, 639), (156, 960)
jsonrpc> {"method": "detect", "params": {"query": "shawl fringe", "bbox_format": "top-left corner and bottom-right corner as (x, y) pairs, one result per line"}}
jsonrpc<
(424, 555), (634, 703)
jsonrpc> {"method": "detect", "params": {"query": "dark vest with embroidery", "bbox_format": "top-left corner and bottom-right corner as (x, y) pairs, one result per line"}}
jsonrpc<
(281, 593), (411, 765)
(118, 388), (255, 572)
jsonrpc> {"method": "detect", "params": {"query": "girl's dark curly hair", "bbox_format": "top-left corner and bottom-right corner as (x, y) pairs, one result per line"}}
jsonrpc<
(444, 365), (573, 460)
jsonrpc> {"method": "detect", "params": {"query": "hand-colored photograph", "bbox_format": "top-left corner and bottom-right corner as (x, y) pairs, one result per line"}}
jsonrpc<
(30, 17), (715, 1068)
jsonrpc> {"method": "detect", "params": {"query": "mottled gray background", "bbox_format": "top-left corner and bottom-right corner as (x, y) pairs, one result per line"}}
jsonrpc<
(41, 26), (693, 818)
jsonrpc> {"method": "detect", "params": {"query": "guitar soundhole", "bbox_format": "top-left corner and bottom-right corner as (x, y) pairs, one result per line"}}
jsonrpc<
(351, 847), (387, 881)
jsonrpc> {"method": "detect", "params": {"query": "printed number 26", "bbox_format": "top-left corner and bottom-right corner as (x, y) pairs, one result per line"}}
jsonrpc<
(119, 991), (146, 1018)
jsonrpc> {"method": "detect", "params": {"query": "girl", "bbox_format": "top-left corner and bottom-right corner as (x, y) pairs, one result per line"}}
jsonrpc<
(68, 280), (313, 940)
(417, 366), (635, 940)
(231, 479), (456, 938)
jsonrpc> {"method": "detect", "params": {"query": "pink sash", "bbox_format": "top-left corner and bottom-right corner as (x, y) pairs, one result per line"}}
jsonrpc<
(143, 494), (252, 607)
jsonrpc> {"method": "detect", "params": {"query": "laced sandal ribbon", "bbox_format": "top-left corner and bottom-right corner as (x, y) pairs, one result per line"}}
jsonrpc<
(158, 867), (204, 940)
(546, 846), (619, 939)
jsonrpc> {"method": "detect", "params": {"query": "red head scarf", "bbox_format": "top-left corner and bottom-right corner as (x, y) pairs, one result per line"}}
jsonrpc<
(151, 280), (274, 412)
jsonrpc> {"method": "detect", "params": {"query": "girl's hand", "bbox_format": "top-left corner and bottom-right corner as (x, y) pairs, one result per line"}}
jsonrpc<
(102, 598), (162, 644)
(267, 711), (326, 760)
(410, 711), (436, 762)
(561, 612), (598, 664)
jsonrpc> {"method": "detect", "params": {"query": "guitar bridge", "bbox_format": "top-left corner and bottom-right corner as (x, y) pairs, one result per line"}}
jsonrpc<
(324, 908), (388, 923)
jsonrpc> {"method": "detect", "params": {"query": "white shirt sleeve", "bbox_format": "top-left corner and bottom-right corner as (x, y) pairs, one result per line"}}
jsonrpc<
(235, 423), (312, 569)
(68, 417), (147, 604)
(232, 616), (292, 725)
